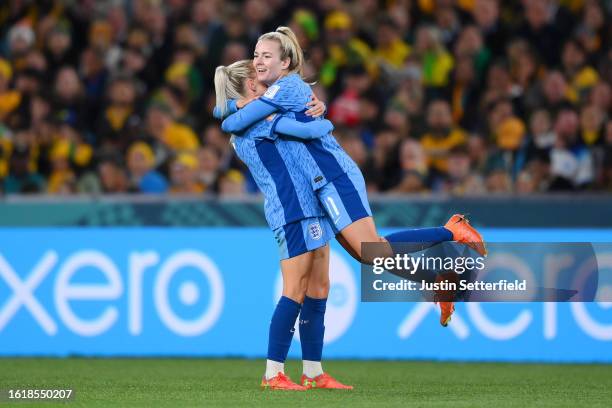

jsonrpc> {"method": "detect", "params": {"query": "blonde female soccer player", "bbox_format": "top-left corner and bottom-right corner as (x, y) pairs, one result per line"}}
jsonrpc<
(215, 60), (353, 390)
(221, 25), (486, 305)
(216, 27), (486, 390)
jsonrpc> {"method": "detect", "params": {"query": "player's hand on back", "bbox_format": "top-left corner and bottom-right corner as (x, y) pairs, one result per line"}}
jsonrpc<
(306, 94), (326, 118)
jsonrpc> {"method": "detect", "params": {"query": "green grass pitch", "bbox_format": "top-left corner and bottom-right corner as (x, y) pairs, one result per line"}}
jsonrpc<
(1, 358), (610, 407)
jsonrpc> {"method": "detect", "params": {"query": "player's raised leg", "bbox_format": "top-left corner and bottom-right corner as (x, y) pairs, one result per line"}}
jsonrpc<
(317, 169), (487, 327)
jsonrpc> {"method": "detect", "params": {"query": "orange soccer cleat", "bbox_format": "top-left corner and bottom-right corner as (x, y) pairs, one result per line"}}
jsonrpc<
(436, 301), (455, 327)
(301, 373), (354, 390)
(444, 214), (487, 257)
(261, 373), (307, 391)
(434, 272), (458, 327)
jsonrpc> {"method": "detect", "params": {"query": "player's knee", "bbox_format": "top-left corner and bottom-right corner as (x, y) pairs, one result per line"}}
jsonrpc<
(307, 275), (330, 298)
(359, 237), (392, 264)
(317, 279), (330, 298)
(283, 274), (310, 303)
(348, 245), (374, 265)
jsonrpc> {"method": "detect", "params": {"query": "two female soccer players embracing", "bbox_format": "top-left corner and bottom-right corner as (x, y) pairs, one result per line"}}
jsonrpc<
(214, 26), (486, 390)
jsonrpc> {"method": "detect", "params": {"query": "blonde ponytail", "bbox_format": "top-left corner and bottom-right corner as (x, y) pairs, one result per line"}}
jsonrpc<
(214, 60), (255, 117)
(214, 66), (231, 117)
(259, 26), (305, 77)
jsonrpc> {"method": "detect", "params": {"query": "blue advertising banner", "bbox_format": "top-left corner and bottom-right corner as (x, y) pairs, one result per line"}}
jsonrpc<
(0, 228), (611, 362)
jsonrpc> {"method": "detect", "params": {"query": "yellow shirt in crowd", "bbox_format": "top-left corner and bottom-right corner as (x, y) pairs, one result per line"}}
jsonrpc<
(421, 128), (467, 172)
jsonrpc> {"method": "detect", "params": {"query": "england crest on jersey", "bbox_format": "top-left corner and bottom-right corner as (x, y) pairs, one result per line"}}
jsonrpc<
(308, 221), (323, 240)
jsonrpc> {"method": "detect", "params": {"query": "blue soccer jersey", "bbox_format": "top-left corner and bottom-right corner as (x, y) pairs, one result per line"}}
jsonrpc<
(221, 73), (360, 191)
(227, 114), (332, 229)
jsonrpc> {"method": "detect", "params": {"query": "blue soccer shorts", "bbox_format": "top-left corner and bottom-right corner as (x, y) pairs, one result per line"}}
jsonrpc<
(273, 216), (334, 260)
(317, 167), (372, 234)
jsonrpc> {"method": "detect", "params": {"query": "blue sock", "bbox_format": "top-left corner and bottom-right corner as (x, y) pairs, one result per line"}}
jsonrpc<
(384, 227), (452, 244)
(383, 227), (452, 284)
(267, 296), (301, 363)
(299, 296), (326, 361)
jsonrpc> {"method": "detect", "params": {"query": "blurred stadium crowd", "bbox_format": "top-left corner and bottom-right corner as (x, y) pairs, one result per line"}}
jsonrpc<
(1, 0), (611, 196)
